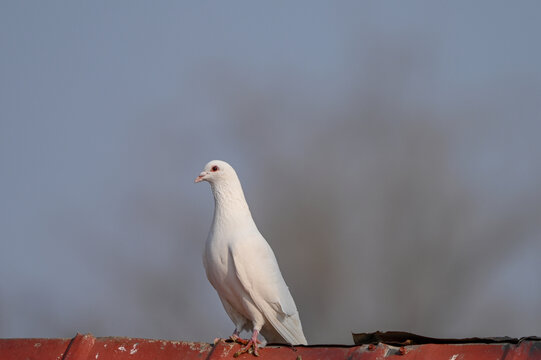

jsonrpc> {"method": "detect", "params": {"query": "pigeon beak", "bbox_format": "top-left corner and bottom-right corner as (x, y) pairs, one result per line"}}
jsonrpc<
(194, 171), (207, 183)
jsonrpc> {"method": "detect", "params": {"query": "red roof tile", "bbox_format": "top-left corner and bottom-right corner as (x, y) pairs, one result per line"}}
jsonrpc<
(1, 333), (539, 359)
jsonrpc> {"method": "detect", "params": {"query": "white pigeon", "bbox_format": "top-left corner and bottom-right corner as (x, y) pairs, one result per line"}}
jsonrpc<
(195, 160), (307, 356)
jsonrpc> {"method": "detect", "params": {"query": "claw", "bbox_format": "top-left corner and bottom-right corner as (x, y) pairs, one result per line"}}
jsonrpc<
(233, 330), (261, 357)
(230, 334), (249, 345)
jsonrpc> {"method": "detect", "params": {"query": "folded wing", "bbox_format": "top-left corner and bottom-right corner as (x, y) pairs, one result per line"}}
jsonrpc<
(229, 234), (307, 345)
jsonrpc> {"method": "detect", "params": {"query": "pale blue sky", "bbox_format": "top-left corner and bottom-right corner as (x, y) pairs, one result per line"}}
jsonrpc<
(1, 1), (540, 342)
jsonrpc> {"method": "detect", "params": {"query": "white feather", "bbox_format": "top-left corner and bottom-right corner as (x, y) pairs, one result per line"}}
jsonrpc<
(198, 160), (307, 345)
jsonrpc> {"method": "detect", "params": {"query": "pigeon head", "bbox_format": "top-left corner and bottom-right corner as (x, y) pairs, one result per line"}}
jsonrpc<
(194, 160), (237, 184)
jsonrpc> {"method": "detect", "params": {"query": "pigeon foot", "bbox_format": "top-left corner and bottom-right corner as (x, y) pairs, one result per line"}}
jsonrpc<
(234, 330), (261, 357)
(230, 334), (250, 346)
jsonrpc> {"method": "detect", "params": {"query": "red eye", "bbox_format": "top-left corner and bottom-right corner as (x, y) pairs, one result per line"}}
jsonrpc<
(211, 165), (219, 172)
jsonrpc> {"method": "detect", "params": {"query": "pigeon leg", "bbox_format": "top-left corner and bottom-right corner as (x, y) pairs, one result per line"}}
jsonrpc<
(234, 330), (261, 357)
(229, 329), (249, 345)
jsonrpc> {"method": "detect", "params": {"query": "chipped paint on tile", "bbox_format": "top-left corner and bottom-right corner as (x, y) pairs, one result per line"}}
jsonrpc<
(220, 342), (236, 357)
(197, 342), (212, 354)
(129, 343), (138, 355)
(176, 341), (212, 354)
(383, 345), (403, 357)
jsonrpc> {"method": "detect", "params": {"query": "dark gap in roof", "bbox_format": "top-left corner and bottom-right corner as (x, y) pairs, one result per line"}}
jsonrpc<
(352, 331), (541, 346)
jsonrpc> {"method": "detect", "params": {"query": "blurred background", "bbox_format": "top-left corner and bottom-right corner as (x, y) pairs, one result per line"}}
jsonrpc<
(1, 1), (540, 344)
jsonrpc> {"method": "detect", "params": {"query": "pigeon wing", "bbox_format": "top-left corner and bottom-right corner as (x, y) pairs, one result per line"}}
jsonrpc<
(229, 234), (307, 345)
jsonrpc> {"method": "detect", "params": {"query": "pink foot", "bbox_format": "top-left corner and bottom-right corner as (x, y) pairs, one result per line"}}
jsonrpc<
(234, 330), (261, 357)
(229, 330), (249, 345)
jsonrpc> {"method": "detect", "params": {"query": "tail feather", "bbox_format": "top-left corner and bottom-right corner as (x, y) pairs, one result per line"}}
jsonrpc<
(260, 303), (307, 345)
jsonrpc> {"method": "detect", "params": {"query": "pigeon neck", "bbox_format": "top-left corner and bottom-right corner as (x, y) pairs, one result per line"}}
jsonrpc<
(210, 179), (254, 227)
